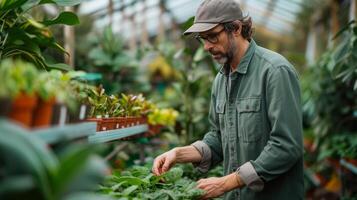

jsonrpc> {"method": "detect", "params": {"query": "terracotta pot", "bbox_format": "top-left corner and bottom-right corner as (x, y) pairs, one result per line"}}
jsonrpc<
(103, 118), (115, 130)
(8, 93), (38, 127)
(32, 97), (56, 128)
(0, 97), (12, 117)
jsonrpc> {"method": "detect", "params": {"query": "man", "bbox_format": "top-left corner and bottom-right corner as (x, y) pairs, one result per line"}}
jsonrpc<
(152, 0), (304, 199)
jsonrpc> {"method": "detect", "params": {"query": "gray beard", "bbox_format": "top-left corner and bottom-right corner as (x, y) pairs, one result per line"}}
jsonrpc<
(217, 57), (228, 65)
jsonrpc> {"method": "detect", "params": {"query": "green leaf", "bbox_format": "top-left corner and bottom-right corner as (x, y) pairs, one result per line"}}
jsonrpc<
(53, 145), (98, 195)
(45, 62), (72, 71)
(21, 0), (41, 11)
(193, 46), (206, 63)
(123, 185), (138, 196)
(0, 0), (27, 11)
(43, 12), (80, 26)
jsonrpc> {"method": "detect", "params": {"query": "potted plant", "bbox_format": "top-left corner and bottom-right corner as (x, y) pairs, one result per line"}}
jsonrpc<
(32, 72), (57, 127)
(0, 59), (39, 127)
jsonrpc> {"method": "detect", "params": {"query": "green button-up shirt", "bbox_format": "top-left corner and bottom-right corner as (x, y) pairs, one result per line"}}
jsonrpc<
(192, 40), (304, 200)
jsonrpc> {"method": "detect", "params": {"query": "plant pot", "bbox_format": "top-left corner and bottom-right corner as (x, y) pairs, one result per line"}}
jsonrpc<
(145, 124), (163, 137)
(0, 97), (12, 117)
(8, 93), (38, 127)
(103, 118), (115, 130)
(51, 103), (70, 126)
(69, 104), (91, 123)
(32, 97), (56, 128)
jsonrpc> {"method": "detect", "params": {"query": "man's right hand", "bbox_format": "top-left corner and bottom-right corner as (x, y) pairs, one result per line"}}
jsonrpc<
(152, 148), (178, 176)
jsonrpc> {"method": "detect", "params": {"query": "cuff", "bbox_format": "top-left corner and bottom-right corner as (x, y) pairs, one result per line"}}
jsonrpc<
(237, 161), (264, 191)
(191, 141), (212, 173)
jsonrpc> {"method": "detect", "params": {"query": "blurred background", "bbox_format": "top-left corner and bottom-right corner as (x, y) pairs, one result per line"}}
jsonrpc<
(0, 0), (356, 199)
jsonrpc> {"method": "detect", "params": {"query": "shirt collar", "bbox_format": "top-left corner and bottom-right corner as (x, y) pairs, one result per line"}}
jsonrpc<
(235, 39), (256, 74)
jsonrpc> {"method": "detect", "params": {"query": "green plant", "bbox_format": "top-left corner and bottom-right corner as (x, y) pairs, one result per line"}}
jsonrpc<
(303, 21), (357, 139)
(151, 40), (217, 144)
(0, 0), (82, 70)
(99, 166), (204, 200)
(80, 26), (144, 94)
(147, 108), (179, 127)
(87, 86), (108, 118)
(0, 59), (39, 98)
(0, 119), (112, 200)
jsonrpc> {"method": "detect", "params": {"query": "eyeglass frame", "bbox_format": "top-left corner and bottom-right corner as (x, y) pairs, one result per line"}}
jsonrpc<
(195, 27), (226, 44)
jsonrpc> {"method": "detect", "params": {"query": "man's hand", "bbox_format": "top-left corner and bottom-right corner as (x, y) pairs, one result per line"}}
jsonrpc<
(197, 173), (244, 199)
(152, 146), (203, 176)
(152, 149), (177, 176)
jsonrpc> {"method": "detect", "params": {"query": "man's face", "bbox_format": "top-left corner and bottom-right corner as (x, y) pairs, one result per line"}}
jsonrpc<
(196, 25), (232, 64)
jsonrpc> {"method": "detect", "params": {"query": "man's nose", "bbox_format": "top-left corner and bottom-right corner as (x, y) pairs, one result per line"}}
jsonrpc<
(203, 40), (213, 51)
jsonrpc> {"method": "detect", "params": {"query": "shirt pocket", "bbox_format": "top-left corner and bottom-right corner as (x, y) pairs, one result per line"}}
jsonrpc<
(216, 100), (226, 130)
(237, 97), (262, 142)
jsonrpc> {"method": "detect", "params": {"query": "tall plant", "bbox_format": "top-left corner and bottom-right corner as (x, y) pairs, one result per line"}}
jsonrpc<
(0, 0), (82, 70)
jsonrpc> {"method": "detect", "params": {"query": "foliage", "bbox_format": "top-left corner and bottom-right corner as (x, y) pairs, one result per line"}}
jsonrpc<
(77, 26), (145, 94)
(0, 119), (111, 200)
(0, 0), (82, 70)
(149, 39), (217, 144)
(147, 108), (179, 127)
(303, 21), (357, 138)
(317, 133), (357, 160)
(99, 166), (204, 200)
(0, 59), (38, 98)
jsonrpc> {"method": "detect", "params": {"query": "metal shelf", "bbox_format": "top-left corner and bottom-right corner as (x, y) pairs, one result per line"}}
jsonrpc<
(32, 122), (97, 144)
(340, 159), (357, 175)
(88, 124), (148, 143)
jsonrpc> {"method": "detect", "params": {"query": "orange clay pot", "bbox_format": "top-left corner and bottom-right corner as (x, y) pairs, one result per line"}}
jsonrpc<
(8, 93), (38, 127)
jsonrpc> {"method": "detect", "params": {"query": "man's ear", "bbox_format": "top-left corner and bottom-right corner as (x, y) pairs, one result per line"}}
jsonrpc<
(234, 22), (242, 36)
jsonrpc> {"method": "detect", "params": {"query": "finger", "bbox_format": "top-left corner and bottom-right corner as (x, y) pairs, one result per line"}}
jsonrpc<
(162, 159), (172, 173)
(152, 157), (164, 175)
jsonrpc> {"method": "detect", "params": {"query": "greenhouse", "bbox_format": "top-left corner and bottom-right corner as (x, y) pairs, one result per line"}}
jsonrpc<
(0, 0), (356, 199)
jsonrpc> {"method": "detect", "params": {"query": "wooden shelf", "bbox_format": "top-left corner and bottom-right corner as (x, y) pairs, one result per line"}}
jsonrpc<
(88, 124), (148, 143)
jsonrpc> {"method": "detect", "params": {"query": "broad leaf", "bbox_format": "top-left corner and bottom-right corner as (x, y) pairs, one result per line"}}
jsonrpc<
(43, 11), (80, 26)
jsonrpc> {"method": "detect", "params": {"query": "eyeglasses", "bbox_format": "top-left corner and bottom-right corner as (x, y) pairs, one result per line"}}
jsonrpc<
(195, 28), (225, 44)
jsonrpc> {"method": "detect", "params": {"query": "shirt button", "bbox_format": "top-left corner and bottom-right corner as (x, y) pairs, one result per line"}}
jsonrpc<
(230, 122), (233, 126)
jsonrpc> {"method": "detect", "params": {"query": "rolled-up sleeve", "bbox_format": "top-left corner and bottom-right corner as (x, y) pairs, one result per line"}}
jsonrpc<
(191, 141), (212, 173)
(238, 161), (264, 191)
(251, 66), (303, 182)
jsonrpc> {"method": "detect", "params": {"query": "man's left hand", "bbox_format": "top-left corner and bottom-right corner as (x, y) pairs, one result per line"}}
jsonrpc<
(197, 173), (242, 200)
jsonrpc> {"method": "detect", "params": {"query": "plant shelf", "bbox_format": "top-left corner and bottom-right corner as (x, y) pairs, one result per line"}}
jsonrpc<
(88, 124), (148, 143)
(340, 159), (357, 175)
(32, 122), (97, 144)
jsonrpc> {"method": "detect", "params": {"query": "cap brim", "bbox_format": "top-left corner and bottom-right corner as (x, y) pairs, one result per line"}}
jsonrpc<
(183, 23), (218, 35)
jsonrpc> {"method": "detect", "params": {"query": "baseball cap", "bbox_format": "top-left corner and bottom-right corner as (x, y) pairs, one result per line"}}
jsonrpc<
(184, 0), (244, 35)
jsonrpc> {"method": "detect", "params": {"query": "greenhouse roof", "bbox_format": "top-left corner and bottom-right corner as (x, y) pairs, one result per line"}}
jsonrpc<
(79, 0), (304, 38)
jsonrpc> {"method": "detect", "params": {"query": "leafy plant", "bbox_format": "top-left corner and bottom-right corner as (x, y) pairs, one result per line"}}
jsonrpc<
(79, 26), (144, 94)
(148, 108), (179, 127)
(0, 59), (39, 98)
(0, 0), (82, 70)
(99, 166), (204, 200)
(0, 119), (111, 200)
(303, 21), (357, 139)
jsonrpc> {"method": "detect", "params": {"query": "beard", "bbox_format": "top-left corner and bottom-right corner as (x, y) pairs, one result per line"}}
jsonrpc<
(210, 39), (236, 75)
